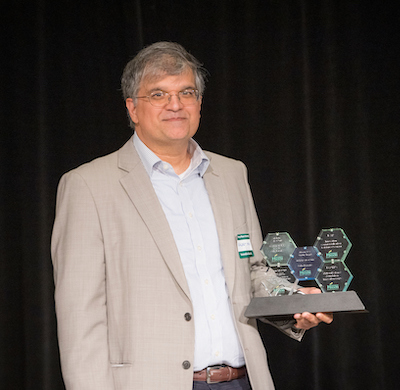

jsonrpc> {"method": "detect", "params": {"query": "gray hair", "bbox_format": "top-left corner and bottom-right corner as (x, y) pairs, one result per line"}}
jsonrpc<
(121, 42), (208, 129)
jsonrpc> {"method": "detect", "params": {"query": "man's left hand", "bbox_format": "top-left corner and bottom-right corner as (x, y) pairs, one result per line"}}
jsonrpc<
(293, 287), (334, 330)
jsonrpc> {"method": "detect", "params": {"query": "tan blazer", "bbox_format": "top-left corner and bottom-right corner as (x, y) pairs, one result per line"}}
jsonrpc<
(51, 136), (280, 389)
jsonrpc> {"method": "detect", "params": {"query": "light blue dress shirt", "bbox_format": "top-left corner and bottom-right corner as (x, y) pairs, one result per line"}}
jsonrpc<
(133, 133), (245, 371)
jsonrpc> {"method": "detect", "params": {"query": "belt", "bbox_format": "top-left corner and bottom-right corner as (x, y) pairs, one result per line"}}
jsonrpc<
(193, 365), (247, 384)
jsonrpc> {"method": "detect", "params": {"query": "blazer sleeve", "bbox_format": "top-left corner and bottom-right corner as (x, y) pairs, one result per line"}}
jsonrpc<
(51, 170), (115, 390)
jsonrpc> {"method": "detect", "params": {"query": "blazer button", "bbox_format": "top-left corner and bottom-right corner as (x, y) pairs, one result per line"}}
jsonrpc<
(184, 312), (192, 321)
(182, 360), (191, 370)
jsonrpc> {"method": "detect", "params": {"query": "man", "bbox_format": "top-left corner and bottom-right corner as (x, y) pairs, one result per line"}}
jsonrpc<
(51, 41), (332, 390)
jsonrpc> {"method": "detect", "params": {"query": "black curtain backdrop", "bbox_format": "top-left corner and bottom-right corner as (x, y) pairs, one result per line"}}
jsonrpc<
(1, 1), (399, 389)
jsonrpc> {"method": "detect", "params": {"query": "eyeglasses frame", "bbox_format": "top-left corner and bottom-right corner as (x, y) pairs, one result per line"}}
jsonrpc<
(135, 88), (200, 107)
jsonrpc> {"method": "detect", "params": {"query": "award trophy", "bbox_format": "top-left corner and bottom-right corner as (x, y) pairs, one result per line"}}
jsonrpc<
(245, 228), (367, 321)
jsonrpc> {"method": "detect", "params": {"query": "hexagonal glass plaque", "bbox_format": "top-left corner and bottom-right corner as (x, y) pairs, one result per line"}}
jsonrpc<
(316, 261), (353, 292)
(314, 228), (352, 263)
(288, 246), (323, 281)
(260, 232), (297, 267)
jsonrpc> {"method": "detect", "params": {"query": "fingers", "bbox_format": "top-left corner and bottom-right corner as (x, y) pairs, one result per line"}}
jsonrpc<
(293, 312), (319, 330)
(316, 311), (334, 324)
(293, 311), (333, 330)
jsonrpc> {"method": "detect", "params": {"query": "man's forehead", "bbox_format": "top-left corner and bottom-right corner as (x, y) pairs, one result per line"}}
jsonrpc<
(140, 69), (196, 91)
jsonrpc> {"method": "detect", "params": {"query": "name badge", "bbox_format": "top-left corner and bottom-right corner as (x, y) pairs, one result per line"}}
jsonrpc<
(237, 234), (254, 258)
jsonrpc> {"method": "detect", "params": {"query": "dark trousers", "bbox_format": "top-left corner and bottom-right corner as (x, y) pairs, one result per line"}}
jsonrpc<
(192, 374), (252, 390)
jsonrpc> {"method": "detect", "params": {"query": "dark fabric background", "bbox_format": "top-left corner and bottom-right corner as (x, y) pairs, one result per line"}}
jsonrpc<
(1, 1), (399, 389)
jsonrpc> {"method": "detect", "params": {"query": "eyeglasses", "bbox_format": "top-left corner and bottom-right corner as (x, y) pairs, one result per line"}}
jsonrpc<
(136, 88), (200, 107)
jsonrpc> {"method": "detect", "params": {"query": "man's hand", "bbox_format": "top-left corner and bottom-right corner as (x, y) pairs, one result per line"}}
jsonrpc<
(293, 287), (334, 330)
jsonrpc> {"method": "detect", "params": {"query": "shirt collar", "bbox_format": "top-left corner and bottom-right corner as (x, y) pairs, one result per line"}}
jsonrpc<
(133, 132), (209, 178)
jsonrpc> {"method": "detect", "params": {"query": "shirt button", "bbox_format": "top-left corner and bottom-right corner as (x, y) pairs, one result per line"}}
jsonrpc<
(182, 360), (191, 370)
(184, 313), (192, 321)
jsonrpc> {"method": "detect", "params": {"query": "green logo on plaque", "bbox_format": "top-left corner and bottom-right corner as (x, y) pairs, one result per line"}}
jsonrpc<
(273, 255), (284, 262)
(326, 252), (338, 258)
(299, 269), (312, 276)
(327, 283), (340, 291)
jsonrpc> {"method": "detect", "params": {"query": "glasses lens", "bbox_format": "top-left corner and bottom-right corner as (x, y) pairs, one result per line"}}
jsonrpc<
(178, 89), (199, 105)
(149, 91), (168, 107)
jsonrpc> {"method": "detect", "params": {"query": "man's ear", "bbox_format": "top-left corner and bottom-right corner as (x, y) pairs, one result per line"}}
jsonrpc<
(125, 98), (138, 124)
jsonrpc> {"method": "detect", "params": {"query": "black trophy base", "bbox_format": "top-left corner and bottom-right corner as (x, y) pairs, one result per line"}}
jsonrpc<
(245, 291), (368, 321)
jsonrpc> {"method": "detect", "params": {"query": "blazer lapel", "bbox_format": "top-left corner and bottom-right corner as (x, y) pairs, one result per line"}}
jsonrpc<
(203, 155), (236, 297)
(117, 138), (191, 300)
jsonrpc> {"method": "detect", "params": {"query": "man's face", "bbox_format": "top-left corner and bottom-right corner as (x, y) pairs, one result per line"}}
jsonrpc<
(126, 70), (202, 154)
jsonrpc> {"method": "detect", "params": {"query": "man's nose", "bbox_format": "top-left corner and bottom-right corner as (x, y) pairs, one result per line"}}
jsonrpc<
(166, 93), (183, 109)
